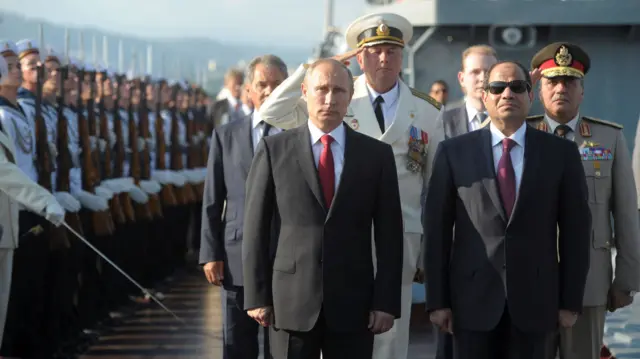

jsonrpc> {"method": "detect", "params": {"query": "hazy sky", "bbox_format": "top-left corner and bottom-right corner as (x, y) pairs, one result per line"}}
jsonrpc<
(1, 0), (365, 47)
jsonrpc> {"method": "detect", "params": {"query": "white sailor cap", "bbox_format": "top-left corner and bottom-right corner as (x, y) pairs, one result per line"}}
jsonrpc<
(345, 13), (413, 49)
(0, 40), (19, 57)
(0, 56), (8, 86)
(16, 39), (40, 60)
(43, 46), (60, 62)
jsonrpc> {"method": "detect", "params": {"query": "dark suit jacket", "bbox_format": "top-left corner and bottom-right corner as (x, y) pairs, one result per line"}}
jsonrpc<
(423, 126), (591, 332)
(199, 116), (256, 288)
(442, 101), (469, 139)
(209, 99), (245, 129)
(242, 123), (404, 333)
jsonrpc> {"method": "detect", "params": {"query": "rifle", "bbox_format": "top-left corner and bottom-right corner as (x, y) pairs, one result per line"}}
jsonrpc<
(128, 81), (152, 221)
(111, 76), (135, 223)
(185, 88), (204, 198)
(154, 81), (177, 207)
(137, 78), (162, 218)
(97, 71), (128, 225)
(55, 65), (84, 239)
(170, 86), (195, 205)
(34, 63), (71, 249)
(77, 69), (114, 236)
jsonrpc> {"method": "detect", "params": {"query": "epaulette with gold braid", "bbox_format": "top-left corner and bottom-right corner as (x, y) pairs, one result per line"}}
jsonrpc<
(410, 88), (441, 110)
(582, 116), (623, 129)
(353, 75), (359, 81)
(526, 115), (544, 122)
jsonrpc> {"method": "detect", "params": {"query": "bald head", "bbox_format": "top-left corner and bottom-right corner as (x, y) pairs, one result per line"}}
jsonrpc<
(302, 58), (354, 132)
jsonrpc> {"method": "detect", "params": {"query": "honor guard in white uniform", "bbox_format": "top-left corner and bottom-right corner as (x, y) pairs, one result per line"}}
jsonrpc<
(0, 41), (67, 349)
(258, 13), (444, 359)
(527, 42), (640, 359)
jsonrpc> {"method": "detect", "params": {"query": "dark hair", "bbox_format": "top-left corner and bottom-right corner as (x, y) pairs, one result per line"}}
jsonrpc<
(431, 79), (448, 89)
(484, 60), (532, 90)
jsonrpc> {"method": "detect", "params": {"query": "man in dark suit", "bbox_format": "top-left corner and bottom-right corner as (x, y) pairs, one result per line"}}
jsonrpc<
(199, 54), (289, 359)
(242, 58), (404, 359)
(423, 61), (592, 359)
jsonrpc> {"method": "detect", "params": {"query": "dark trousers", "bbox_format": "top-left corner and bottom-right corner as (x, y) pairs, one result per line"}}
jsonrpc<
(453, 305), (556, 359)
(436, 326), (454, 359)
(222, 287), (271, 359)
(269, 309), (373, 359)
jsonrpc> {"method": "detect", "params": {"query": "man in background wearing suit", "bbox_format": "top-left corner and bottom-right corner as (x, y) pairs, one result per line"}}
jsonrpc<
(199, 54), (289, 359)
(442, 45), (497, 139)
(424, 60), (591, 359)
(257, 13), (443, 359)
(243, 58), (404, 359)
(527, 42), (640, 359)
(209, 69), (246, 128)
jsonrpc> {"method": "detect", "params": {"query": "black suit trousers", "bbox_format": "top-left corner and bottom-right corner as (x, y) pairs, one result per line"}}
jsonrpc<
(269, 308), (374, 359)
(222, 286), (270, 359)
(453, 304), (556, 359)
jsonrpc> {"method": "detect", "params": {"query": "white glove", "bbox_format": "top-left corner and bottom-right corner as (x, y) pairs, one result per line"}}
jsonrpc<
(151, 170), (171, 185)
(146, 137), (156, 151)
(89, 136), (98, 151)
(197, 131), (206, 141)
(108, 131), (117, 147)
(191, 135), (200, 145)
(138, 137), (146, 151)
(169, 171), (187, 187)
(94, 185), (115, 199)
(73, 190), (109, 211)
(98, 138), (107, 153)
(71, 151), (81, 168)
(180, 139), (189, 148)
(139, 180), (162, 194)
(128, 186), (149, 204)
(125, 147), (132, 154)
(53, 191), (81, 213)
(44, 199), (65, 227)
(100, 179), (121, 194)
(48, 142), (58, 158)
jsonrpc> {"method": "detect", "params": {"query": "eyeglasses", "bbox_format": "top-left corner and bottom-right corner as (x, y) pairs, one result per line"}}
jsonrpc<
(486, 80), (531, 95)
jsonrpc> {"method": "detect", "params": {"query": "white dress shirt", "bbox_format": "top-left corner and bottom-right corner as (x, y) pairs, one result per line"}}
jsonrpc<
(242, 104), (254, 117)
(307, 120), (345, 194)
(545, 114), (580, 141)
(366, 82), (400, 130)
(489, 121), (527, 194)
(466, 99), (487, 132)
(252, 111), (281, 151)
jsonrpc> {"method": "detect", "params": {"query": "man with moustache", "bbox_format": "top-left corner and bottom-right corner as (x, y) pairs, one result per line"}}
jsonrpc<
(258, 13), (443, 359)
(0, 41), (66, 355)
(526, 43), (640, 359)
(425, 61), (591, 359)
(442, 45), (497, 139)
(243, 58), (403, 359)
(200, 54), (289, 359)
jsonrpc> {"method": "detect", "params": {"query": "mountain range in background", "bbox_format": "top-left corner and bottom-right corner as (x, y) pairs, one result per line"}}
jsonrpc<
(0, 10), (312, 94)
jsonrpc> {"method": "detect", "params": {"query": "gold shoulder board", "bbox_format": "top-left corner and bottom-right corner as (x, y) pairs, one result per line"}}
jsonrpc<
(353, 75), (359, 82)
(526, 115), (544, 122)
(582, 116), (623, 129)
(410, 88), (441, 110)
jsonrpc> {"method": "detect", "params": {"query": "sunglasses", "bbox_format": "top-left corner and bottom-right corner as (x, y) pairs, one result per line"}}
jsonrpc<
(486, 80), (531, 95)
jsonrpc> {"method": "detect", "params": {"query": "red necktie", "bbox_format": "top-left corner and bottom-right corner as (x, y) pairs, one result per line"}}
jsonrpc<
(318, 134), (335, 208)
(497, 138), (516, 218)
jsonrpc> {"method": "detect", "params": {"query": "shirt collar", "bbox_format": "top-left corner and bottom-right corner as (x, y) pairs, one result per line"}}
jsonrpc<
(544, 113), (580, 133)
(252, 111), (264, 129)
(227, 96), (240, 109)
(308, 120), (346, 148)
(366, 81), (399, 108)
(489, 121), (527, 148)
(465, 98), (486, 123)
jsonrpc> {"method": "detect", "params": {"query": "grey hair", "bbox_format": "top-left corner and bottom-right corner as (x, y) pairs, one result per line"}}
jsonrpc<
(224, 68), (244, 82)
(304, 58), (354, 93)
(245, 54), (288, 84)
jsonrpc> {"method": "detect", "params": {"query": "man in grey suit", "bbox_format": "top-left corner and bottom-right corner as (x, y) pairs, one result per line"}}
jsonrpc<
(209, 68), (247, 128)
(199, 54), (288, 359)
(243, 59), (404, 359)
(442, 45), (497, 139)
(424, 61), (592, 359)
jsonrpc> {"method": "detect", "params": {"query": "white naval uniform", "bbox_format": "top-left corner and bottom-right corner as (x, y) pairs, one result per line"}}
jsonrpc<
(259, 64), (444, 359)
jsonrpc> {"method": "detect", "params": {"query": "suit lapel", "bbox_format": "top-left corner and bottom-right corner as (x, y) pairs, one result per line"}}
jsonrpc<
(235, 118), (254, 177)
(379, 80), (415, 145)
(508, 128), (541, 226)
(326, 125), (356, 222)
(347, 77), (383, 139)
(479, 128), (507, 223)
(295, 126), (326, 211)
(453, 106), (469, 137)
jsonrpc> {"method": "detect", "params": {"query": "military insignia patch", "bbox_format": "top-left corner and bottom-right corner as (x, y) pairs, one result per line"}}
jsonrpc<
(406, 126), (428, 173)
(376, 23), (390, 36)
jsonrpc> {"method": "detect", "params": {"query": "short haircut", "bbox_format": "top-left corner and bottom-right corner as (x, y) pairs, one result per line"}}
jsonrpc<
(431, 80), (448, 89)
(245, 54), (288, 85)
(484, 60), (532, 90)
(224, 68), (244, 83)
(304, 58), (354, 93)
(461, 45), (498, 71)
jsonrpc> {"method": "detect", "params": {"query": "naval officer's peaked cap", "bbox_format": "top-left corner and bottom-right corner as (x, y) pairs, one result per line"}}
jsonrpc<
(345, 12), (413, 50)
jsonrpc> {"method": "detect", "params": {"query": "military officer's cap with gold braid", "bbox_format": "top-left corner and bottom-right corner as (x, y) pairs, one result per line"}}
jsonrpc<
(531, 42), (590, 79)
(345, 13), (413, 49)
